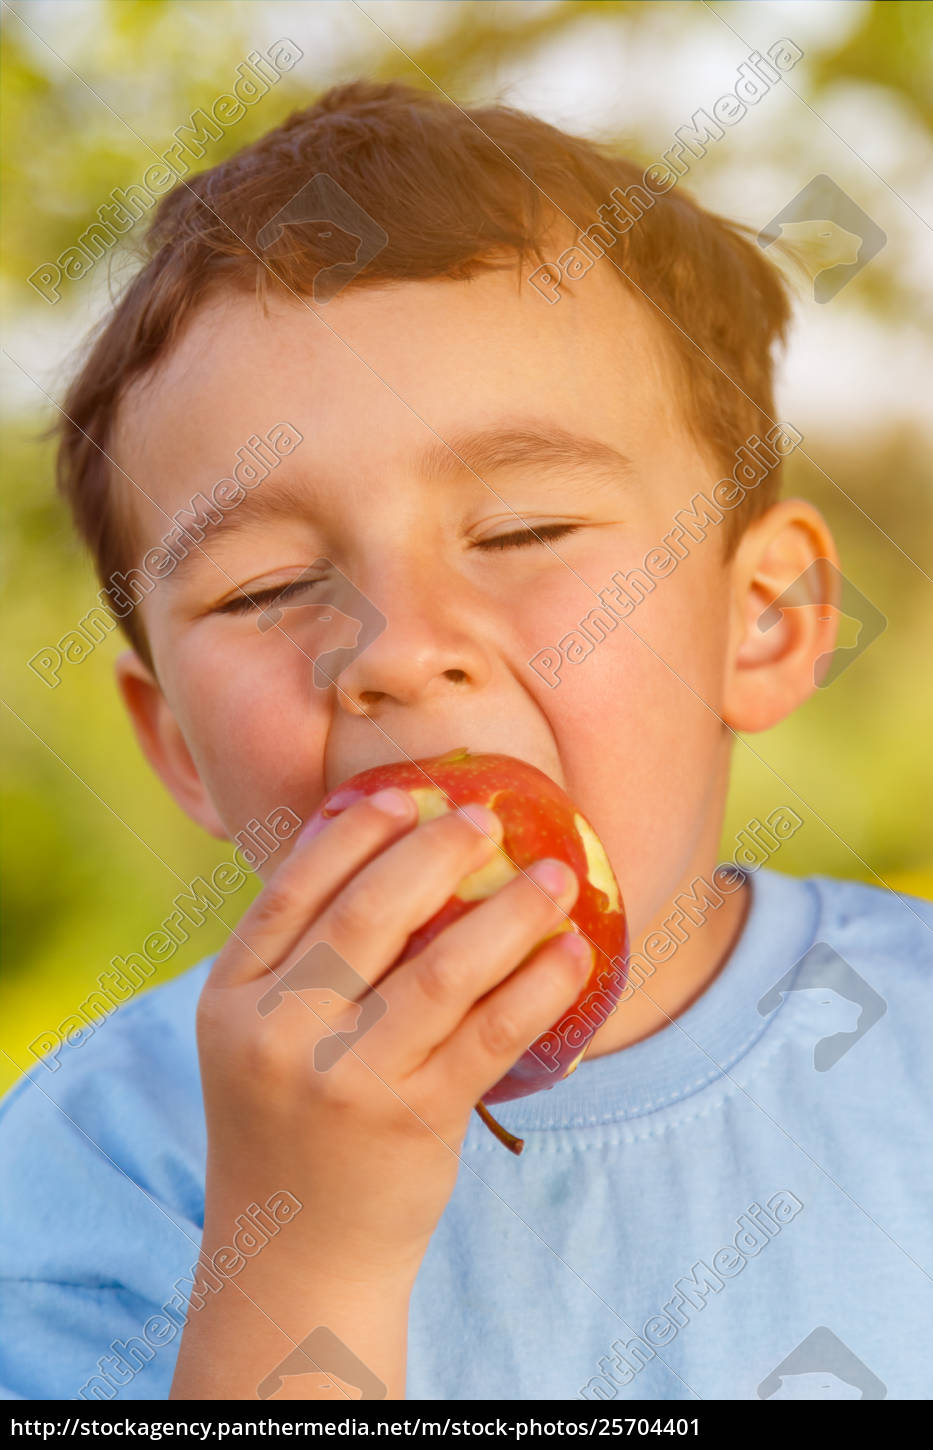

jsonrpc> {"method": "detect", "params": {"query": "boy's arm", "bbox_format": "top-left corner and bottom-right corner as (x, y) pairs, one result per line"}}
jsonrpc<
(170, 1242), (413, 1400)
(170, 787), (586, 1400)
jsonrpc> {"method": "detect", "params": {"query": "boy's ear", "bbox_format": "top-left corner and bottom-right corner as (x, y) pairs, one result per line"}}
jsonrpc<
(723, 499), (841, 734)
(115, 650), (229, 841)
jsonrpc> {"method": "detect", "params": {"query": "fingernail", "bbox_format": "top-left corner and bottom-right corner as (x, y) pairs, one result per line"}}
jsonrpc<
(558, 933), (592, 972)
(297, 813), (329, 845)
(458, 802), (503, 839)
(527, 858), (576, 899)
(370, 788), (415, 819)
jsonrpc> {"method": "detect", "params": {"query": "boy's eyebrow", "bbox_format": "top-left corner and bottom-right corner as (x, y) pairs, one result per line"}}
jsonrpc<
(419, 422), (637, 489)
(152, 476), (321, 586)
(152, 421), (635, 586)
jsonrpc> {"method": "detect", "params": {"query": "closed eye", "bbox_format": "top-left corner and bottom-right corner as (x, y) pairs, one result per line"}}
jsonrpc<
(216, 576), (321, 616)
(216, 523), (579, 615)
(475, 523), (581, 552)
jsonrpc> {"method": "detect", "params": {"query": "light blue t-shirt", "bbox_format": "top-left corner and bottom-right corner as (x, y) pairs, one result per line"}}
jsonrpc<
(1, 868), (931, 1401)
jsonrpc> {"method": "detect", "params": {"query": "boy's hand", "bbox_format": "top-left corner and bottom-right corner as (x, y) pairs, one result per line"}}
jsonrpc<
(173, 786), (588, 1398)
(196, 786), (587, 1280)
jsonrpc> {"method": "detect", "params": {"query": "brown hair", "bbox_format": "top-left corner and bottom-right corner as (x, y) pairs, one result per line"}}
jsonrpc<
(56, 79), (792, 662)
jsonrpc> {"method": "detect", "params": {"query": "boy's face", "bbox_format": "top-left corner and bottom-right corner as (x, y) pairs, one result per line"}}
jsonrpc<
(115, 264), (752, 937)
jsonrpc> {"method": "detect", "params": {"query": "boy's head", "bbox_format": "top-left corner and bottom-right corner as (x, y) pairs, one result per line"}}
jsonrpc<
(56, 81), (838, 939)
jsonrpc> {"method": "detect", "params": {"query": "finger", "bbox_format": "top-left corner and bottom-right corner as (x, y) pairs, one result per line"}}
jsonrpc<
(377, 858), (580, 1070)
(426, 928), (594, 1104)
(207, 788), (417, 988)
(310, 801), (505, 987)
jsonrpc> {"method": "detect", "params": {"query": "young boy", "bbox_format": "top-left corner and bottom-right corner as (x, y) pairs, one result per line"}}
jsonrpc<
(2, 80), (930, 1403)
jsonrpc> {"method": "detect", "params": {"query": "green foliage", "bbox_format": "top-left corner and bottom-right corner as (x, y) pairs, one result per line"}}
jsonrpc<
(810, 0), (933, 130)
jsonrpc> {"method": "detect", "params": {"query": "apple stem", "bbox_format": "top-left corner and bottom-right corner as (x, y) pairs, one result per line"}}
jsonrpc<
(474, 1101), (525, 1155)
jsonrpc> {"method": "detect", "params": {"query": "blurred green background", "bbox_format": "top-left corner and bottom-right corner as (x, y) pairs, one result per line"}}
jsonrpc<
(2, 0), (932, 1093)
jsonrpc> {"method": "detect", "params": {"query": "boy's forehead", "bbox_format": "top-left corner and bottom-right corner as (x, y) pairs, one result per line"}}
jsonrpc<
(113, 262), (688, 527)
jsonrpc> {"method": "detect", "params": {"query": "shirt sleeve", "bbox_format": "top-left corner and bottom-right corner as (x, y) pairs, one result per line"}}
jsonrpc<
(0, 967), (210, 1401)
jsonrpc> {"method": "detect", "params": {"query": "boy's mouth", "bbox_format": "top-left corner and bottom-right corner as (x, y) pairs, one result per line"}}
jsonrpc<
(330, 743), (562, 795)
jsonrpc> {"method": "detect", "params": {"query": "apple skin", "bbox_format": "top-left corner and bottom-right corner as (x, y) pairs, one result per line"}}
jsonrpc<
(308, 748), (628, 1108)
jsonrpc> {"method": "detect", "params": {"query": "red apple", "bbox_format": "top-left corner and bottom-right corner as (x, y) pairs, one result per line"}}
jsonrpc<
(308, 748), (628, 1153)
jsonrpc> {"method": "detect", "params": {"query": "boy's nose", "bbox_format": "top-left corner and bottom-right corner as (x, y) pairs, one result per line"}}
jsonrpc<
(333, 580), (493, 714)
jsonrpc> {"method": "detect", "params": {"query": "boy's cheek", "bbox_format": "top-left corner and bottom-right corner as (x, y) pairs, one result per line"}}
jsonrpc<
(161, 631), (331, 841)
(522, 555), (728, 713)
(520, 565), (732, 924)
